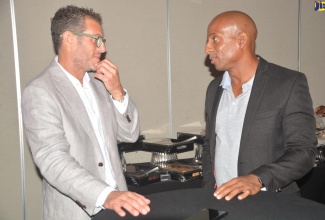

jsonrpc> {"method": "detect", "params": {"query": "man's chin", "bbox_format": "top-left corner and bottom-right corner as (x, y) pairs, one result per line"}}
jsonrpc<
(86, 66), (97, 73)
(214, 63), (225, 72)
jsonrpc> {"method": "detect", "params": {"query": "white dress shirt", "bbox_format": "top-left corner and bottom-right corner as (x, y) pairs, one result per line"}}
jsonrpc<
(56, 57), (128, 210)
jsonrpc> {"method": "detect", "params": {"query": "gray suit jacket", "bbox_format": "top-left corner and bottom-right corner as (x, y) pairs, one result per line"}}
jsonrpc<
(22, 58), (140, 220)
(202, 57), (317, 193)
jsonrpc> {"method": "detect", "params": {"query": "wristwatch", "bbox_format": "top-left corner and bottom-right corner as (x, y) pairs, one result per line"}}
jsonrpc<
(113, 91), (126, 103)
(114, 97), (124, 103)
(258, 177), (265, 188)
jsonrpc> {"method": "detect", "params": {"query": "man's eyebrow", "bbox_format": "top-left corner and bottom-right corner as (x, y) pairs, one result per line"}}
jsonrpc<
(208, 32), (219, 37)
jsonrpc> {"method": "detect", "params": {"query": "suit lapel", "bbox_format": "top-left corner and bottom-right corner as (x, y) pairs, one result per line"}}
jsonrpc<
(210, 81), (224, 162)
(89, 76), (124, 184)
(49, 60), (99, 146)
(239, 58), (270, 148)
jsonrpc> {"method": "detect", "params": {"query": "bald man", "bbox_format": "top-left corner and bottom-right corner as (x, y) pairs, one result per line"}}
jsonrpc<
(202, 11), (317, 201)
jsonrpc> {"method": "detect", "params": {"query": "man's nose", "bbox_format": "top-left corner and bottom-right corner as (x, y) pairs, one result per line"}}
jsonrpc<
(205, 42), (212, 54)
(99, 43), (106, 53)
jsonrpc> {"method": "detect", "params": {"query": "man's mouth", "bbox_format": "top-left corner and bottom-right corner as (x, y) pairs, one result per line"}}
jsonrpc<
(210, 56), (216, 64)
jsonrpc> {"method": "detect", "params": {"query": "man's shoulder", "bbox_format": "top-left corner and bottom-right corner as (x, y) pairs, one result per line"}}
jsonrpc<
(26, 59), (60, 87)
(24, 69), (52, 91)
(259, 57), (303, 77)
(256, 58), (305, 87)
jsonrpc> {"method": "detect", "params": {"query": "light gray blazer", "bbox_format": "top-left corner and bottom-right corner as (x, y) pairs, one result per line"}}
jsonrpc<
(22, 58), (140, 220)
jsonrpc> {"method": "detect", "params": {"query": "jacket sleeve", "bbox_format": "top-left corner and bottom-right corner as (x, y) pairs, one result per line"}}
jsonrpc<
(251, 73), (317, 192)
(113, 95), (140, 143)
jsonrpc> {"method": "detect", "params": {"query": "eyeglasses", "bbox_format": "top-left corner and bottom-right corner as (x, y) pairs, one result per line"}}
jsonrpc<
(72, 31), (106, 47)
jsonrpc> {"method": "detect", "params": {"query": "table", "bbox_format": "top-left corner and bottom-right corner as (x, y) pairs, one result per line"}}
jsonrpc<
(297, 164), (325, 204)
(126, 165), (325, 204)
(92, 188), (325, 220)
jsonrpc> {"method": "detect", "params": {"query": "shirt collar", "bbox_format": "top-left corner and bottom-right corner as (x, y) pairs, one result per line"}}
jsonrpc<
(220, 71), (231, 89)
(219, 71), (255, 90)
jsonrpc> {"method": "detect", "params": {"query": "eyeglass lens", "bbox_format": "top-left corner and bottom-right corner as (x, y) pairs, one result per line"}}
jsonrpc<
(96, 37), (106, 47)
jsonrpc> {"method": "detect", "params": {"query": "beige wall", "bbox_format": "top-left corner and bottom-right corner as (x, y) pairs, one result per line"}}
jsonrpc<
(1, 0), (324, 219)
(0, 0), (23, 219)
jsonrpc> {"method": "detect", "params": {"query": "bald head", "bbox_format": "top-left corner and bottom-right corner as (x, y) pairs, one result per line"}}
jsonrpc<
(210, 11), (257, 39)
(205, 11), (259, 73)
(208, 11), (257, 51)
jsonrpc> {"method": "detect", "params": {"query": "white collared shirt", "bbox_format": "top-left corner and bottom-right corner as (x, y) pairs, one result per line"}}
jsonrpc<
(215, 71), (255, 187)
(55, 57), (128, 209)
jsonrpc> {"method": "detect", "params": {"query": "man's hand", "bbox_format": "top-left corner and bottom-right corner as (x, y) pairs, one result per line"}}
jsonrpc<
(104, 191), (151, 217)
(214, 174), (263, 201)
(94, 59), (125, 100)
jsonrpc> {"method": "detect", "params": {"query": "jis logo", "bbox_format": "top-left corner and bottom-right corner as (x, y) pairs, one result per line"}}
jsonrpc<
(315, 1), (325, 11)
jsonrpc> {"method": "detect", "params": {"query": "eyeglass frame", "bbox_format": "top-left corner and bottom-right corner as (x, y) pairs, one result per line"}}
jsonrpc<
(72, 31), (106, 47)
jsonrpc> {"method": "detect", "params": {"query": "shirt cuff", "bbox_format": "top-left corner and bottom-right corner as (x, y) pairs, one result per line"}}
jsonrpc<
(95, 186), (116, 210)
(111, 89), (129, 114)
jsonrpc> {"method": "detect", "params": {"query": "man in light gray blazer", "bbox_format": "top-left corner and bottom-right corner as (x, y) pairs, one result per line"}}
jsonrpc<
(22, 5), (150, 220)
(203, 11), (317, 201)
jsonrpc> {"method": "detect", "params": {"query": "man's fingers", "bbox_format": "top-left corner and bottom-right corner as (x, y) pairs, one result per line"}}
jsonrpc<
(100, 58), (117, 70)
(106, 191), (150, 217)
(97, 59), (117, 73)
(214, 181), (237, 199)
(127, 192), (151, 205)
(224, 186), (243, 201)
(119, 200), (141, 217)
(238, 190), (251, 200)
(112, 202), (126, 217)
(122, 193), (150, 215)
(214, 175), (262, 201)
(95, 63), (117, 77)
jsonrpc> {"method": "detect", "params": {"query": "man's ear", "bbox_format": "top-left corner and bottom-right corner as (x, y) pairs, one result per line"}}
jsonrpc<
(61, 31), (75, 49)
(237, 32), (248, 49)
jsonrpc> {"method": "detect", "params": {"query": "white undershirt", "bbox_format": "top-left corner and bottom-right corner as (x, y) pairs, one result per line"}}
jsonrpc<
(215, 71), (254, 187)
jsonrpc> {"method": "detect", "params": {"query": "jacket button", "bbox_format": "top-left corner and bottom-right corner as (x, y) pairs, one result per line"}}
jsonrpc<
(98, 162), (103, 167)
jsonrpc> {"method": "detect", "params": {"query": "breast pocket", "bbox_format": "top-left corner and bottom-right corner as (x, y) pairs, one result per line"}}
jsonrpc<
(253, 109), (281, 134)
(254, 109), (281, 120)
